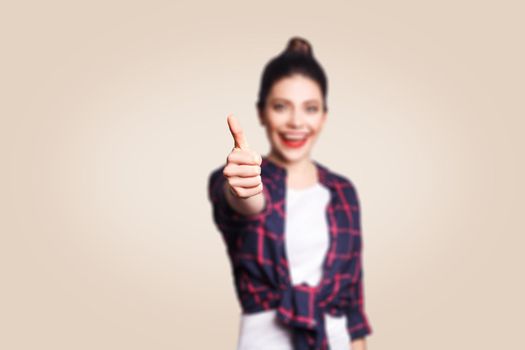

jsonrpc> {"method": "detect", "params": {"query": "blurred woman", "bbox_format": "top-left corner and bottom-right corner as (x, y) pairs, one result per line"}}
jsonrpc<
(208, 36), (373, 350)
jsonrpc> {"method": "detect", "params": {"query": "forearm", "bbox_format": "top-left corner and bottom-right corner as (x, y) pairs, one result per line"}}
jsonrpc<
(223, 181), (265, 216)
(350, 337), (367, 350)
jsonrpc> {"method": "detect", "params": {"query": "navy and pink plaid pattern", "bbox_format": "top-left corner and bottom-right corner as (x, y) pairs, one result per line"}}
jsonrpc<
(208, 156), (373, 350)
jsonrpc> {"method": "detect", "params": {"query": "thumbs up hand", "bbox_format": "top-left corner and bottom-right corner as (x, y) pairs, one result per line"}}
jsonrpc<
(223, 114), (263, 199)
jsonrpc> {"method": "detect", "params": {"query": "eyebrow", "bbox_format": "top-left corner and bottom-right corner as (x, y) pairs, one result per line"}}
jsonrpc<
(269, 98), (320, 104)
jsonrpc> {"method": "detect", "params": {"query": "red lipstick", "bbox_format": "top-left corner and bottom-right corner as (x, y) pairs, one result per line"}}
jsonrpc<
(279, 134), (309, 148)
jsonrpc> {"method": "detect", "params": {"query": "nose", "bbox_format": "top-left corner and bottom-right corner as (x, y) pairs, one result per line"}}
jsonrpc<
(287, 111), (305, 128)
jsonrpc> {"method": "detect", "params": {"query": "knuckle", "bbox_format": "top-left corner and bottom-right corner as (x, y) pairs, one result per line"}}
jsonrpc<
(249, 150), (257, 164)
(250, 184), (262, 196)
(250, 150), (260, 164)
(223, 165), (233, 177)
(235, 187), (246, 198)
(243, 166), (252, 176)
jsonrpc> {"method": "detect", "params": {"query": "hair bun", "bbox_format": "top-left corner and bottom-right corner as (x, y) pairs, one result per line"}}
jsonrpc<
(284, 36), (313, 57)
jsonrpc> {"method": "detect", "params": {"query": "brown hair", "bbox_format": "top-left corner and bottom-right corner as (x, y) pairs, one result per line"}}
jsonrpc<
(256, 36), (328, 113)
(285, 36), (314, 56)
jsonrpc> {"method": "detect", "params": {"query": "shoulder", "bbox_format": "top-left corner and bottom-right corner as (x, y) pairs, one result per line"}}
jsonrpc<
(207, 163), (227, 201)
(317, 161), (360, 204)
(316, 160), (357, 189)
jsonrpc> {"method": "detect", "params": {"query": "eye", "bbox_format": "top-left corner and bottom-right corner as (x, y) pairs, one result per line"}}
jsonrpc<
(273, 103), (286, 111)
(306, 106), (319, 113)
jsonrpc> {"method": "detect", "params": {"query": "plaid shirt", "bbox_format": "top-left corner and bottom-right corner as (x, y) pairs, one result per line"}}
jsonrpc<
(208, 156), (373, 350)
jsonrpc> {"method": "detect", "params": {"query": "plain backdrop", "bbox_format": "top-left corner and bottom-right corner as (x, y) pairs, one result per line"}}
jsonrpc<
(1, 1), (524, 349)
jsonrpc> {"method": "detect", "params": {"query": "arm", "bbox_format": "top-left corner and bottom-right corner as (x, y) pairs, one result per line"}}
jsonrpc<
(223, 174), (266, 216)
(343, 181), (373, 342)
(351, 337), (367, 350)
(345, 254), (373, 341)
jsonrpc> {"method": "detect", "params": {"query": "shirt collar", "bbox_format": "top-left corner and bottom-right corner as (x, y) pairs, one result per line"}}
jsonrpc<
(261, 156), (332, 188)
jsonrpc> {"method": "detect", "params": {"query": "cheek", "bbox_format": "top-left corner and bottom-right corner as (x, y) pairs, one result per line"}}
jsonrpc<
(310, 119), (324, 133)
(265, 124), (280, 141)
(266, 120), (283, 135)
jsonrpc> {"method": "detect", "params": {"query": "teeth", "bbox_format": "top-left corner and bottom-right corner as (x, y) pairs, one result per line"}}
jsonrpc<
(282, 134), (307, 140)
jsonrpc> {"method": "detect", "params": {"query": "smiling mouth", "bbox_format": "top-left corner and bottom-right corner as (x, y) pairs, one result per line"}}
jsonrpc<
(279, 133), (309, 148)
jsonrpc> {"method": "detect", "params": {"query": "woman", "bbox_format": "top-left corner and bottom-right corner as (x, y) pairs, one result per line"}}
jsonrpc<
(208, 37), (372, 350)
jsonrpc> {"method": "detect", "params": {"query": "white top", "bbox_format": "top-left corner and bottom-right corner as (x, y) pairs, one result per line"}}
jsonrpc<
(237, 183), (351, 350)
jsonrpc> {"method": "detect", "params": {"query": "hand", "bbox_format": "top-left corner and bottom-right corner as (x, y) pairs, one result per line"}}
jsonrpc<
(222, 114), (263, 199)
(350, 338), (367, 350)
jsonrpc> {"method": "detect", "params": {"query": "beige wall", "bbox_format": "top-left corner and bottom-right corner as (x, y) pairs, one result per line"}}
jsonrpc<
(1, 1), (523, 349)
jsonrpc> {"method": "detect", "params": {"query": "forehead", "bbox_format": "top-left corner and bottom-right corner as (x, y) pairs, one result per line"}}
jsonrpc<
(268, 74), (322, 103)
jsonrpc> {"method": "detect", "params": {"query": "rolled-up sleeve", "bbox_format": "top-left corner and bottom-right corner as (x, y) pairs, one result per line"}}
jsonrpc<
(343, 181), (373, 340)
(207, 165), (271, 247)
(345, 258), (373, 340)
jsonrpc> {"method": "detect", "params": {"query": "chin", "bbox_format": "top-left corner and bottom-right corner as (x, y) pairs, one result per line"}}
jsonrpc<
(275, 146), (311, 164)
(284, 151), (307, 162)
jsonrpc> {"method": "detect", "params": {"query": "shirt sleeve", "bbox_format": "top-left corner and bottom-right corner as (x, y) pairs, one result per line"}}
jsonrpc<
(207, 165), (271, 247)
(343, 180), (373, 340)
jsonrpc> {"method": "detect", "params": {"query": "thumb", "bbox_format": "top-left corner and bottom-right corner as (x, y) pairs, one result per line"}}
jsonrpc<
(227, 114), (249, 150)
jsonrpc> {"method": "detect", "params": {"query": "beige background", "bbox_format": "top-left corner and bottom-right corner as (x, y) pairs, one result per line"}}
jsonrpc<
(1, 1), (523, 349)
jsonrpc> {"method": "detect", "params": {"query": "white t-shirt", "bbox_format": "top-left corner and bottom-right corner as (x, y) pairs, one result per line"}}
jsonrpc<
(237, 182), (351, 350)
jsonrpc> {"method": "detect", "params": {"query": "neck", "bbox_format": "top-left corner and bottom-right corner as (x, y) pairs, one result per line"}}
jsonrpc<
(265, 152), (318, 188)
